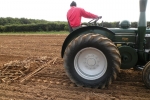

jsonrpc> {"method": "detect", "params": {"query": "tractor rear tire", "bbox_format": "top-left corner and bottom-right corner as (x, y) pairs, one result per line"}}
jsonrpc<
(63, 33), (121, 88)
(142, 61), (150, 89)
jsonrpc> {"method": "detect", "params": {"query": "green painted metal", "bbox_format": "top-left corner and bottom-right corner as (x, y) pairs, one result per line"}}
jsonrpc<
(118, 46), (138, 69)
(119, 20), (131, 29)
(137, 0), (148, 63)
(110, 28), (137, 43)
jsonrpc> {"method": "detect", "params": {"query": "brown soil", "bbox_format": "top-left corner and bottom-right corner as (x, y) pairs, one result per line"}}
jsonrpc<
(0, 34), (150, 100)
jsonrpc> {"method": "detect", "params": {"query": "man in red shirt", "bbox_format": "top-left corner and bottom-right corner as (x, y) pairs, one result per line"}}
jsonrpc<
(67, 1), (102, 32)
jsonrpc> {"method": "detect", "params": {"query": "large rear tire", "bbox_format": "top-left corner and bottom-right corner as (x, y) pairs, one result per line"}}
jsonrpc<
(63, 33), (121, 88)
(142, 61), (150, 89)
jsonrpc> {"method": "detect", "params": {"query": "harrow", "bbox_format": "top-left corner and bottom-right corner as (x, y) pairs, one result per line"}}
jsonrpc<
(0, 56), (58, 84)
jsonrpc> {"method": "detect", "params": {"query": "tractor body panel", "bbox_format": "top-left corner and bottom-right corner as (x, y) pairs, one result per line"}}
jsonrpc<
(109, 28), (150, 47)
(110, 28), (137, 43)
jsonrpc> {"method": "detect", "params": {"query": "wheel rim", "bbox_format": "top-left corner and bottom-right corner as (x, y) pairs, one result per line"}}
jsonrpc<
(74, 47), (107, 80)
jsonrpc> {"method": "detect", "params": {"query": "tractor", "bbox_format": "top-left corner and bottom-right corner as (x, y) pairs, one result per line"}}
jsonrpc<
(61, 0), (150, 89)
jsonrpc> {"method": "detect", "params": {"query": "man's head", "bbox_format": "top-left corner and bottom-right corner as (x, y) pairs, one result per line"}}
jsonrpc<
(70, 1), (76, 7)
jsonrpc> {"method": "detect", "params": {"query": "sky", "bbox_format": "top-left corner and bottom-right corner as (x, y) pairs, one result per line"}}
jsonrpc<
(0, 0), (150, 22)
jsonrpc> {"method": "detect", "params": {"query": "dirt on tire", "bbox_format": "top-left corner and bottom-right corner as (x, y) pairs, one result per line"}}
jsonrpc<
(0, 34), (150, 100)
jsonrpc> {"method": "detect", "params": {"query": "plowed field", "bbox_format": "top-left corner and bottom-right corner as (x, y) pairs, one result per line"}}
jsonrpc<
(0, 34), (150, 100)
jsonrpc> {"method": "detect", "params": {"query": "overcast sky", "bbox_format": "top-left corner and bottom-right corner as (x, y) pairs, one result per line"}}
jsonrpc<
(0, 0), (149, 22)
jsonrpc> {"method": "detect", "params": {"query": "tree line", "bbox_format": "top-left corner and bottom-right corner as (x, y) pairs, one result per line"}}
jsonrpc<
(0, 17), (149, 32)
(0, 17), (49, 25)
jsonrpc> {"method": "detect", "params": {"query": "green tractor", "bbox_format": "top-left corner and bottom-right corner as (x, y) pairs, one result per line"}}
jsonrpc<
(61, 0), (150, 89)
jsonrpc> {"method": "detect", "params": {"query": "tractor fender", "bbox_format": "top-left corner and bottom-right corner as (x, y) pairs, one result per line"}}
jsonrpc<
(61, 26), (115, 58)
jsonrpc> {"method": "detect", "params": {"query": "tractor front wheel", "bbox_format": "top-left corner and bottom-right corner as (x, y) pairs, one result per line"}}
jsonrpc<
(142, 61), (150, 89)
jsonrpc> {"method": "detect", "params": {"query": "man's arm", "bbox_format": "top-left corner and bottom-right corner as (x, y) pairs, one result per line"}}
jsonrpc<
(80, 8), (98, 18)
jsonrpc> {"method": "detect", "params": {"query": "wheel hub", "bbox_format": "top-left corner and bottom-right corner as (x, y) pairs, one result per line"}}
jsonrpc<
(85, 54), (99, 69)
(74, 47), (107, 80)
(87, 58), (96, 66)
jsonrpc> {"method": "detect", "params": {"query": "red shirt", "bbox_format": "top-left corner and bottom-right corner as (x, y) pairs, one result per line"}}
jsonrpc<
(67, 6), (98, 27)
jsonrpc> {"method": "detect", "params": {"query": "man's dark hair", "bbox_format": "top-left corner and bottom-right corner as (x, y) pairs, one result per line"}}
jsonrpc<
(70, 1), (76, 7)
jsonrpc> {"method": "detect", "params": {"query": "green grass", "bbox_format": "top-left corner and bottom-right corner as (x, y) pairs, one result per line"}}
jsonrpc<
(0, 31), (69, 35)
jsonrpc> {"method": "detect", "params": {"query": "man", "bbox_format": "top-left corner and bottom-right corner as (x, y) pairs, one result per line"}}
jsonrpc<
(67, 1), (102, 32)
